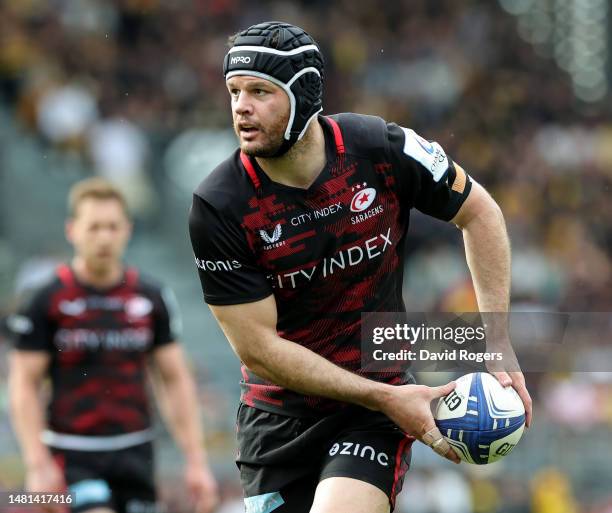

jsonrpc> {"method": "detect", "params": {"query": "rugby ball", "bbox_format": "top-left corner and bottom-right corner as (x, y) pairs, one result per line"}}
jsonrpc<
(434, 372), (525, 464)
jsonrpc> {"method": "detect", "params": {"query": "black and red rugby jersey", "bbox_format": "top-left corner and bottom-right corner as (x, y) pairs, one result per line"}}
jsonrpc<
(189, 113), (472, 416)
(11, 264), (179, 436)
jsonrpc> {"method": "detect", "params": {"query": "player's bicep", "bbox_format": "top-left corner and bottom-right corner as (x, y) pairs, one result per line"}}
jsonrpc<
(208, 294), (277, 362)
(150, 341), (184, 380)
(451, 179), (500, 228)
(9, 350), (51, 386)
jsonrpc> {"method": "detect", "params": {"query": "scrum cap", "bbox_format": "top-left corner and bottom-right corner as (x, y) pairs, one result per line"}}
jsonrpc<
(223, 21), (324, 156)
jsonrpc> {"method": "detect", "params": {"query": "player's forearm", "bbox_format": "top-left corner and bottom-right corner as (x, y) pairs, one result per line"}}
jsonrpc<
(462, 201), (510, 305)
(461, 200), (511, 339)
(8, 377), (52, 467)
(160, 373), (208, 465)
(241, 333), (391, 411)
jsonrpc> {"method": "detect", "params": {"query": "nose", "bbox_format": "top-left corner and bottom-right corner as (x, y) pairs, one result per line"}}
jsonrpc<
(97, 226), (116, 244)
(233, 91), (253, 116)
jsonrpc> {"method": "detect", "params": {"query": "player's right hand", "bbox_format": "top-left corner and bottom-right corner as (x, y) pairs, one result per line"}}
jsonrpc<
(380, 381), (460, 464)
(26, 457), (67, 513)
(184, 460), (220, 513)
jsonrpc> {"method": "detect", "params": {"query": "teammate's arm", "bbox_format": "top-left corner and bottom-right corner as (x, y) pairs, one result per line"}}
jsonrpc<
(210, 297), (460, 463)
(150, 343), (219, 513)
(451, 178), (533, 427)
(8, 350), (65, 493)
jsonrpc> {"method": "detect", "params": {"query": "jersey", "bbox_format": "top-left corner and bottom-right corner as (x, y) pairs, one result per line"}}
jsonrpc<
(189, 113), (472, 417)
(9, 264), (179, 441)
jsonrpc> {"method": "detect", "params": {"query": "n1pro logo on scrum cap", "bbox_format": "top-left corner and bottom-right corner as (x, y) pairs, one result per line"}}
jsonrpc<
(230, 54), (253, 65)
(230, 55), (251, 64)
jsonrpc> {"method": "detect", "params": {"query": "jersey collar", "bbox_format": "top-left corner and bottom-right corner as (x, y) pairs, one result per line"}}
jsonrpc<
(240, 115), (344, 196)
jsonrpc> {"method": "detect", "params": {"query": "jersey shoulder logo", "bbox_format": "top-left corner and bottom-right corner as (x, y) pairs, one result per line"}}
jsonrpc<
(259, 224), (282, 244)
(400, 127), (449, 182)
(6, 314), (33, 335)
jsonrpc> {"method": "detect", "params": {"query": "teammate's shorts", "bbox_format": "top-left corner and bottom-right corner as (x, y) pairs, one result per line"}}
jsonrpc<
(236, 404), (414, 513)
(51, 442), (161, 513)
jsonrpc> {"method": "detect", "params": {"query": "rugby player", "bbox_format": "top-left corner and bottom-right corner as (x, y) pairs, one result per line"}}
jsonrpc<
(189, 21), (532, 513)
(9, 178), (219, 513)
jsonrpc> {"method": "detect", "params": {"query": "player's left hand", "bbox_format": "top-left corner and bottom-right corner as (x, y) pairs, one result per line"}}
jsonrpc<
(184, 460), (219, 513)
(490, 371), (532, 428)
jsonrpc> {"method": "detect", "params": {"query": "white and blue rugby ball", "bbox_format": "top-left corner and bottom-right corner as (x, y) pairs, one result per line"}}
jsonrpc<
(434, 372), (525, 464)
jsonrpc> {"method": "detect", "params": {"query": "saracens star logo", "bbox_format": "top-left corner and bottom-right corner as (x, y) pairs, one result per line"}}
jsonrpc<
(350, 186), (377, 212)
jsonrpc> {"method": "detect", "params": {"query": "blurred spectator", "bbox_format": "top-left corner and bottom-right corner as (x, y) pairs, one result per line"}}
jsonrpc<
(397, 468), (472, 513)
(531, 468), (578, 513)
(88, 115), (156, 218)
(37, 81), (98, 151)
(471, 477), (501, 513)
(543, 377), (602, 430)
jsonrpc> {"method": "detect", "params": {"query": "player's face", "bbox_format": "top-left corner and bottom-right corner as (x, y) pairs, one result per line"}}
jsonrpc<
(66, 198), (132, 273)
(227, 75), (290, 157)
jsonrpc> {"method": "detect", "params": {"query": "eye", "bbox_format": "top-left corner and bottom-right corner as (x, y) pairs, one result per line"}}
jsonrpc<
(254, 89), (267, 96)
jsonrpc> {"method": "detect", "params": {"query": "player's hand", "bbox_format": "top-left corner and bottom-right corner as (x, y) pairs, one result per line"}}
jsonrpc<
(25, 456), (66, 513)
(491, 371), (533, 428)
(184, 460), (220, 513)
(380, 382), (460, 464)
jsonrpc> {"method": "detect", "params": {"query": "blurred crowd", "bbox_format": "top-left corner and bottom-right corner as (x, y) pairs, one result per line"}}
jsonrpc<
(1, 0), (610, 308)
(0, 1), (611, 512)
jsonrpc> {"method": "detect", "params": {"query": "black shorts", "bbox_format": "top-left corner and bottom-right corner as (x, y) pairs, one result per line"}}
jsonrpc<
(51, 442), (161, 513)
(236, 404), (414, 513)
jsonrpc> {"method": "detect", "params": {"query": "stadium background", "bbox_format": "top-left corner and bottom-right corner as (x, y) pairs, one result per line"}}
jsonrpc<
(0, 0), (611, 511)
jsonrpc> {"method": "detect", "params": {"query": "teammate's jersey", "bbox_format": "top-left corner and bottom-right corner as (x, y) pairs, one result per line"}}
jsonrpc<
(189, 113), (471, 417)
(10, 265), (179, 438)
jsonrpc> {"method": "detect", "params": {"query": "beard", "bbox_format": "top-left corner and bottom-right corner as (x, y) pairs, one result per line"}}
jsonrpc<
(235, 110), (289, 158)
(87, 256), (114, 275)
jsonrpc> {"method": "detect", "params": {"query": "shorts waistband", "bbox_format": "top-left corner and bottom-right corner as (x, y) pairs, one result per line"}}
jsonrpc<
(42, 428), (154, 451)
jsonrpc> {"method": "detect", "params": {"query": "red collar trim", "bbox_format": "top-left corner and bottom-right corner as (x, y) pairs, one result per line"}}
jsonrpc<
(239, 116), (345, 192)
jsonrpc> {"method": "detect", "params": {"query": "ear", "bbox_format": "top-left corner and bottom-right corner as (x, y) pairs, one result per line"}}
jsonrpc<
(65, 219), (74, 244)
(125, 219), (133, 239)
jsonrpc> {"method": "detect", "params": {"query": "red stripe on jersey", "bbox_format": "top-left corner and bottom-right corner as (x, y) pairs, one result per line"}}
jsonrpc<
(326, 117), (345, 154)
(125, 267), (138, 287)
(240, 152), (261, 191)
(56, 264), (75, 287)
(390, 435), (414, 507)
(72, 410), (105, 432)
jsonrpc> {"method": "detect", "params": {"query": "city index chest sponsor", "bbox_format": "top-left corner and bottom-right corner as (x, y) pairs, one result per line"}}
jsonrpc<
(268, 227), (394, 289)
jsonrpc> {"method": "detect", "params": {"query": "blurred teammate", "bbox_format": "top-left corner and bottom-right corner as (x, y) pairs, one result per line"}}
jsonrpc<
(189, 21), (532, 513)
(8, 178), (219, 513)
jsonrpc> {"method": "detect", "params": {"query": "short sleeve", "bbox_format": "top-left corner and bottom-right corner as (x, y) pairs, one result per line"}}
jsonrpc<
(188, 194), (273, 305)
(151, 285), (182, 348)
(386, 123), (472, 221)
(7, 289), (54, 352)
